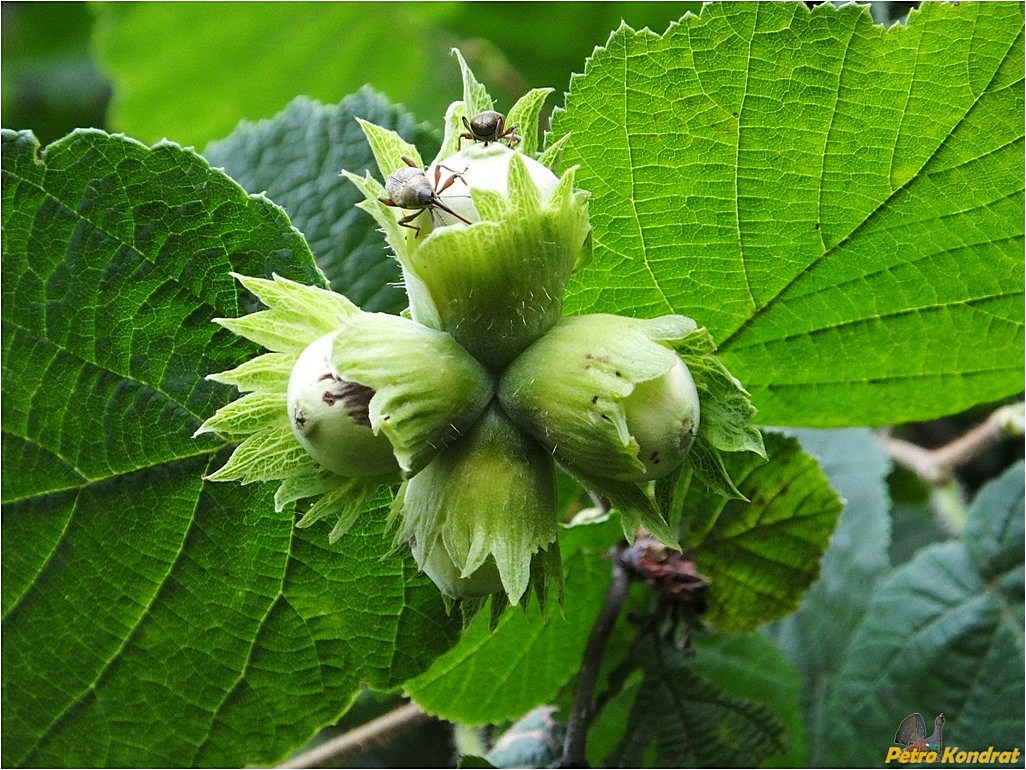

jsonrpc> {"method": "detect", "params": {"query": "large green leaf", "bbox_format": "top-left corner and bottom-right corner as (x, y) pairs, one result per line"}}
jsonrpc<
(688, 633), (807, 769)
(204, 89), (439, 313)
(89, 3), (700, 150)
(822, 461), (1024, 767)
(91, 3), (459, 148)
(0, 129), (460, 767)
(552, 2), (1025, 426)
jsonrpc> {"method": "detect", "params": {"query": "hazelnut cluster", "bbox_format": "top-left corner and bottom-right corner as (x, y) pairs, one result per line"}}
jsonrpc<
(197, 52), (763, 607)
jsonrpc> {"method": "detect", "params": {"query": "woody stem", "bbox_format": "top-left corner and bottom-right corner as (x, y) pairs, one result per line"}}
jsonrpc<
(559, 544), (630, 769)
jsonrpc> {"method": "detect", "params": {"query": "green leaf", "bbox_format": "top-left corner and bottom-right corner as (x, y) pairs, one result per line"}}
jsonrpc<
(204, 91), (439, 313)
(821, 461), (1025, 767)
(603, 637), (787, 768)
(763, 428), (893, 767)
(92, 4), (462, 149)
(204, 425), (310, 483)
(688, 632), (807, 768)
(206, 351), (294, 394)
(404, 518), (620, 724)
(673, 325), (766, 500)
(506, 87), (555, 158)
(436, 48), (496, 162)
(570, 470), (677, 547)
(193, 392), (287, 438)
(459, 755), (497, 769)
(675, 432), (843, 631)
(552, 2), (1025, 426)
(0, 129), (460, 766)
(677, 328), (764, 459)
(888, 467), (950, 567)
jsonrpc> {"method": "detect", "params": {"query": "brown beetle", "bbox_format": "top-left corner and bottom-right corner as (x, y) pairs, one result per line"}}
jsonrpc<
(378, 156), (472, 236)
(459, 110), (521, 149)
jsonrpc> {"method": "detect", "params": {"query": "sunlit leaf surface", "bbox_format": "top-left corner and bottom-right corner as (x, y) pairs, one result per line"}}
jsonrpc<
(553, 2), (1024, 426)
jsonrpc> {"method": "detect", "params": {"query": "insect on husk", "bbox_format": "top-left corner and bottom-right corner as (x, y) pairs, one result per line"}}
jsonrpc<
(460, 110), (521, 149)
(379, 156), (472, 236)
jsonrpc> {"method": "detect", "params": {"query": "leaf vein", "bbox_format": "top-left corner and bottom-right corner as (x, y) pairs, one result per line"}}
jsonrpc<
(721, 17), (1022, 350)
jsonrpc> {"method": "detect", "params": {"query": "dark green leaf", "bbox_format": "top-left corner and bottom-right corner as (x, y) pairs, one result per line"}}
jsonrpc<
(821, 461), (1024, 767)
(552, 2), (1025, 426)
(675, 432), (843, 631)
(604, 638), (786, 768)
(689, 632), (807, 768)
(204, 89), (440, 313)
(964, 460), (1024, 578)
(763, 428), (893, 767)
(459, 755), (497, 769)
(0, 129), (460, 767)
(887, 460), (951, 567)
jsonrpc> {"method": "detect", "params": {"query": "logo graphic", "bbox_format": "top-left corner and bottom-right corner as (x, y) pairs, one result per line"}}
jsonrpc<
(894, 713), (946, 753)
(885, 712), (1023, 765)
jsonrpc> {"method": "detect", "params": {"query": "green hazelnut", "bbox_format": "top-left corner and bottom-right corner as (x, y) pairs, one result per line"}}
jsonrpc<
(396, 404), (559, 604)
(406, 151), (591, 370)
(620, 358), (700, 479)
(412, 537), (505, 599)
(286, 332), (399, 477)
(427, 143), (561, 226)
(499, 314), (701, 483)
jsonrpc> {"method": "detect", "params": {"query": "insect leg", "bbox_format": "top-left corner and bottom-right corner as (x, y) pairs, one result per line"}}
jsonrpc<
(397, 209), (426, 235)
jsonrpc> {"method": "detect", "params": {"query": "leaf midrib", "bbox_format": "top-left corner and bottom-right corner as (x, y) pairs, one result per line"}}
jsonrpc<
(719, 15), (1023, 351)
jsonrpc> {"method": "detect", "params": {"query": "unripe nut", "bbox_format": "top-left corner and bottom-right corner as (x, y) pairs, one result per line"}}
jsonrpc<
(408, 145), (590, 371)
(412, 538), (505, 599)
(498, 314), (702, 483)
(286, 332), (398, 477)
(621, 359), (700, 480)
(396, 404), (558, 604)
(428, 143), (560, 225)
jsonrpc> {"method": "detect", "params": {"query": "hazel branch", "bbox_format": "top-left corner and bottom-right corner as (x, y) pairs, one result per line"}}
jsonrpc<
(558, 545), (630, 769)
(880, 401), (1024, 485)
(277, 701), (434, 769)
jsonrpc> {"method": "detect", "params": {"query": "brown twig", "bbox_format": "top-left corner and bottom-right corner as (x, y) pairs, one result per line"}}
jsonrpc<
(879, 401), (1024, 485)
(277, 701), (434, 769)
(559, 545), (631, 769)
